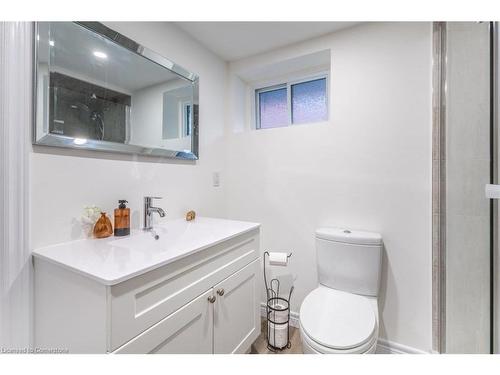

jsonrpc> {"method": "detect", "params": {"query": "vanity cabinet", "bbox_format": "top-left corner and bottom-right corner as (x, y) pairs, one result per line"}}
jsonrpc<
(33, 219), (261, 354)
(114, 259), (260, 354)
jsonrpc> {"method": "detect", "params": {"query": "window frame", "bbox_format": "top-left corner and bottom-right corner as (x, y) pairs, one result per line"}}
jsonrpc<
(255, 71), (329, 130)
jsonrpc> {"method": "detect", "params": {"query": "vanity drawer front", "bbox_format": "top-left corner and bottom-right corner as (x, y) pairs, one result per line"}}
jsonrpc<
(109, 229), (259, 351)
(113, 289), (213, 354)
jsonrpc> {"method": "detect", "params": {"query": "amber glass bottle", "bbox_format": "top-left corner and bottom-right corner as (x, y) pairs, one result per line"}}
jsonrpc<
(114, 200), (130, 236)
(94, 212), (113, 238)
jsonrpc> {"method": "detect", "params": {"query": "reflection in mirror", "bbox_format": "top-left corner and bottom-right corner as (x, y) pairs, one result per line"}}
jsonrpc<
(34, 22), (199, 159)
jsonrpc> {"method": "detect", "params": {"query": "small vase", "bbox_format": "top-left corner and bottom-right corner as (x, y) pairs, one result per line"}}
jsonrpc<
(93, 212), (113, 239)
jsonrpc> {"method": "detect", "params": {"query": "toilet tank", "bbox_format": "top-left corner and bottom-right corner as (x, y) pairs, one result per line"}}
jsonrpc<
(316, 227), (383, 297)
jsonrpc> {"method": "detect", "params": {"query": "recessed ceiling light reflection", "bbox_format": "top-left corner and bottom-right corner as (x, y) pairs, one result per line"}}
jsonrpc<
(49, 40), (55, 47)
(73, 138), (87, 145)
(93, 51), (107, 59)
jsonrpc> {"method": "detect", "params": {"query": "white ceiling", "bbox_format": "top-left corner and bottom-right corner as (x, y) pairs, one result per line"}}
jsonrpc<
(175, 22), (359, 61)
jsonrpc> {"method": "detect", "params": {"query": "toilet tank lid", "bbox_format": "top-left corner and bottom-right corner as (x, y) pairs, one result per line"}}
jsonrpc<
(315, 227), (382, 246)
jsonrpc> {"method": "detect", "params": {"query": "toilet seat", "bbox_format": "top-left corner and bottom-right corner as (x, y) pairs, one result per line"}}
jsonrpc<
(299, 286), (378, 352)
(300, 324), (378, 354)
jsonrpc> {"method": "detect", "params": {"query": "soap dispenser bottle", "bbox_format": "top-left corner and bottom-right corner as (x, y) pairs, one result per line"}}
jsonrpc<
(114, 200), (130, 236)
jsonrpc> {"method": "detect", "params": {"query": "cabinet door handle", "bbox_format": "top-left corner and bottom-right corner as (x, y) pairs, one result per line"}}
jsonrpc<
(208, 295), (216, 303)
(216, 288), (225, 296)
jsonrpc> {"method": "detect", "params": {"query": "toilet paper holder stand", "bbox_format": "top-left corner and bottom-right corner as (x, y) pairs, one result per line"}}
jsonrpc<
(263, 251), (294, 351)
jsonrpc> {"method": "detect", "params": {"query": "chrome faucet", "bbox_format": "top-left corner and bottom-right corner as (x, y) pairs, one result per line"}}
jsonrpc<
(143, 196), (166, 231)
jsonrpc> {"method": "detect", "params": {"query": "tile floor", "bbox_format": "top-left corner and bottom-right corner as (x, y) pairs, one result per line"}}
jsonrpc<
(250, 318), (303, 354)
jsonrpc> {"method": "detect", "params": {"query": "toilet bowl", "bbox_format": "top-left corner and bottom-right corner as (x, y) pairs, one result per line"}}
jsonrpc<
(299, 227), (383, 354)
(299, 286), (379, 354)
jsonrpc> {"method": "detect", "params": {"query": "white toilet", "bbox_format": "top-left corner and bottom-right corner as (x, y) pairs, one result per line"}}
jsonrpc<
(299, 227), (383, 354)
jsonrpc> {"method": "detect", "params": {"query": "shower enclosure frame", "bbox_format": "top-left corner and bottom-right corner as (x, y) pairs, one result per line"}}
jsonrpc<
(492, 21), (499, 355)
(431, 21), (447, 354)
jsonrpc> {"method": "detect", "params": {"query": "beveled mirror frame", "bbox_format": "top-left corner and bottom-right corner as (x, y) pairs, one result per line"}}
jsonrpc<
(32, 22), (200, 160)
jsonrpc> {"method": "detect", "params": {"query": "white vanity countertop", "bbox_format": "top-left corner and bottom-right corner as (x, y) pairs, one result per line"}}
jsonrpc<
(32, 217), (260, 286)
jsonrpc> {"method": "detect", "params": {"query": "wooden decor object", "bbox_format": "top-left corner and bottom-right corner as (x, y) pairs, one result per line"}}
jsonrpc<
(186, 210), (196, 221)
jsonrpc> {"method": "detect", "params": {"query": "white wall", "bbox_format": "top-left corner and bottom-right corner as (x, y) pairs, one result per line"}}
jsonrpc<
(225, 22), (433, 351)
(31, 22), (227, 248)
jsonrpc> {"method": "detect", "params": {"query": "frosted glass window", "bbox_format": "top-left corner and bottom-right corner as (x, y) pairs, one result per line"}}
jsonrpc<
(255, 75), (328, 129)
(291, 78), (327, 124)
(258, 87), (288, 129)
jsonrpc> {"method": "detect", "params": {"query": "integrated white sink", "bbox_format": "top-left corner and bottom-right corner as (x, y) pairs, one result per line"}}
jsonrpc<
(32, 217), (260, 285)
(109, 226), (173, 252)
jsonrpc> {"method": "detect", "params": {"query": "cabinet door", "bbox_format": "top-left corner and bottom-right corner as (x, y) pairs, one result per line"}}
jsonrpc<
(113, 289), (213, 354)
(213, 258), (261, 354)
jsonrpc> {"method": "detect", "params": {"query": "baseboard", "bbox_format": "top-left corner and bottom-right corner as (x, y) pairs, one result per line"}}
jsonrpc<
(375, 338), (429, 354)
(260, 302), (300, 328)
(260, 303), (429, 354)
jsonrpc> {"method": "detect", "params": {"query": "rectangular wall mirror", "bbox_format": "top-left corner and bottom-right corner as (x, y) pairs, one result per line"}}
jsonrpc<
(33, 22), (199, 160)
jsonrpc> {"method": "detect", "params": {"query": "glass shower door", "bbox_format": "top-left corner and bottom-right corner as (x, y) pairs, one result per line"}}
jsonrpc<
(445, 21), (492, 354)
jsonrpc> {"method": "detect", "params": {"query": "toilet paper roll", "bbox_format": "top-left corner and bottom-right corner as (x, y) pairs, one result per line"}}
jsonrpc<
(268, 252), (289, 266)
(268, 322), (288, 349)
(269, 304), (288, 324)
